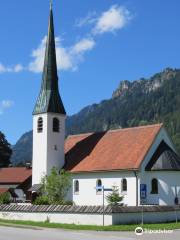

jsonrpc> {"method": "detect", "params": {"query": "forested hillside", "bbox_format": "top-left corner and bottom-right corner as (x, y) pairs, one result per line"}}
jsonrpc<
(11, 68), (180, 165)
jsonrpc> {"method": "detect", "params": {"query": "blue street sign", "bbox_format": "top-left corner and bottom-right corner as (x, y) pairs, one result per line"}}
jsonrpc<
(95, 187), (112, 191)
(104, 188), (113, 192)
(140, 184), (147, 200)
(95, 186), (103, 190)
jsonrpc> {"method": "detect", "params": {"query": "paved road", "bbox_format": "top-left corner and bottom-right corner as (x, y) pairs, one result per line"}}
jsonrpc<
(0, 226), (180, 240)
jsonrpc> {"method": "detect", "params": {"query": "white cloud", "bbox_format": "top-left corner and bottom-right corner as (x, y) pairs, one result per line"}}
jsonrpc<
(29, 4), (131, 74)
(0, 63), (23, 73)
(29, 37), (95, 73)
(0, 63), (6, 73)
(93, 5), (131, 35)
(0, 100), (14, 115)
(72, 38), (95, 54)
(76, 11), (97, 27)
(55, 37), (74, 71)
(14, 64), (24, 72)
(0, 5), (132, 75)
(1, 100), (14, 108)
(28, 37), (47, 73)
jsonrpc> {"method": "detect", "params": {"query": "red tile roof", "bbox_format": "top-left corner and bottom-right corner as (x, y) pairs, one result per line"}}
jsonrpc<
(0, 188), (9, 194)
(0, 167), (32, 184)
(65, 124), (163, 172)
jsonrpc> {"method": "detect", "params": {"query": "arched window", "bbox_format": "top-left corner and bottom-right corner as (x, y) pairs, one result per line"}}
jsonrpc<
(122, 178), (127, 192)
(74, 180), (79, 194)
(96, 179), (102, 193)
(53, 118), (60, 132)
(151, 178), (158, 194)
(37, 117), (43, 133)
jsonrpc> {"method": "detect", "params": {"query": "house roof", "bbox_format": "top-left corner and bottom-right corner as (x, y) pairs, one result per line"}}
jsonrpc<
(0, 167), (32, 184)
(64, 124), (163, 173)
(0, 188), (9, 194)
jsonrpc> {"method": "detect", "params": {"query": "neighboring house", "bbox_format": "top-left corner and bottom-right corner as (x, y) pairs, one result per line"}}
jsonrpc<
(30, 5), (180, 207)
(0, 188), (9, 195)
(0, 167), (32, 201)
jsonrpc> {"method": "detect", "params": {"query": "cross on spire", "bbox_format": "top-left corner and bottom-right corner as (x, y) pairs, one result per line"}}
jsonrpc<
(50, 0), (53, 9)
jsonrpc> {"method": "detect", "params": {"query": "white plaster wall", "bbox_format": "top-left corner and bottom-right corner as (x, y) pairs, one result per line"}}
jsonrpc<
(0, 212), (112, 226)
(32, 113), (65, 185)
(0, 210), (180, 226)
(46, 113), (66, 175)
(32, 114), (48, 185)
(140, 171), (180, 205)
(113, 210), (180, 224)
(139, 127), (180, 206)
(71, 171), (137, 206)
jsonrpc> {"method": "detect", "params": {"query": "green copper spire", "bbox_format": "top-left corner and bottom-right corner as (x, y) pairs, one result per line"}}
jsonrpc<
(33, 4), (66, 115)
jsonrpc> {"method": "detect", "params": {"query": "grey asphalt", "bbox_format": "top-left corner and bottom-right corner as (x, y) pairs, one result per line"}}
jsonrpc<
(0, 226), (180, 240)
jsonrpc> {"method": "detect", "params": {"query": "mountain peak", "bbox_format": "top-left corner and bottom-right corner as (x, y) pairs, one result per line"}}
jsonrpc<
(112, 80), (131, 98)
(112, 68), (179, 99)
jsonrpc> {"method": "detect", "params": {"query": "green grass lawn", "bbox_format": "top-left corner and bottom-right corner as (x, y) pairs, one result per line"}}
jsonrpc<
(0, 219), (179, 231)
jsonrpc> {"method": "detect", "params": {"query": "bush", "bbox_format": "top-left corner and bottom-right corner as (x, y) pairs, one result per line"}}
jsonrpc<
(33, 196), (73, 206)
(33, 195), (73, 206)
(40, 168), (71, 204)
(33, 168), (72, 206)
(0, 192), (11, 204)
(33, 195), (50, 205)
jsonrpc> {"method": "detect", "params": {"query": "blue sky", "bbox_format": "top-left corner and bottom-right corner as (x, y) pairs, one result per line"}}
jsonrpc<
(0, 0), (180, 144)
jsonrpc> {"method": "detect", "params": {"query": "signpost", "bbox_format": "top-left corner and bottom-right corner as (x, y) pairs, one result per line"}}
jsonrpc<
(95, 186), (112, 226)
(140, 184), (147, 225)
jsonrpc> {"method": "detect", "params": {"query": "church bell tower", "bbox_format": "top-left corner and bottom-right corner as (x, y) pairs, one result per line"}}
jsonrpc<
(32, 2), (66, 185)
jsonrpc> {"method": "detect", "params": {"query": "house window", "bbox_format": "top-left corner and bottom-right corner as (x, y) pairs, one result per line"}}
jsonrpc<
(96, 179), (102, 194)
(151, 178), (158, 194)
(122, 178), (127, 192)
(74, 180), (79, 194)
(37, 117), (43, 133)
(53, 118), (60, 132)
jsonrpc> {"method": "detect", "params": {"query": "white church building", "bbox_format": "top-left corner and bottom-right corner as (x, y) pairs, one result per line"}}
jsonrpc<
(31, 4), (180, 207)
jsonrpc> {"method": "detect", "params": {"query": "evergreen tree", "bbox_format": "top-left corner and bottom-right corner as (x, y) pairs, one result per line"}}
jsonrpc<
(0, 131), (12, 167)
(106, 186), (124, 206)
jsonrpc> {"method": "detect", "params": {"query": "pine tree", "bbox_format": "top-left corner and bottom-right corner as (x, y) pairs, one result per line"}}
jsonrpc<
(106, 186), (124, 206)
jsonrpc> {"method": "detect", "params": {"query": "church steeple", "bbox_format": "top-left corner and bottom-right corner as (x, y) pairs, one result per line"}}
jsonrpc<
(32, 2), (66, 185)
(33, 3), (66, 115)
